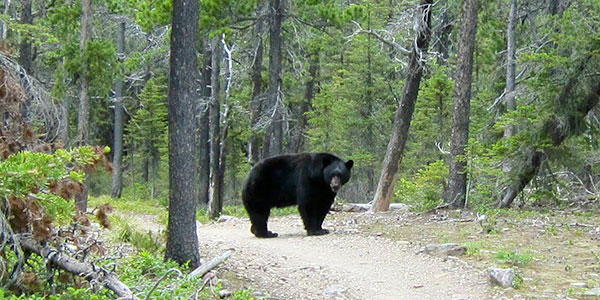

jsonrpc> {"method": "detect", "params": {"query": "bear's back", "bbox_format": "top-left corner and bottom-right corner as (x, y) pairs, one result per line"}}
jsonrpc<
(243, 154), (312, 207)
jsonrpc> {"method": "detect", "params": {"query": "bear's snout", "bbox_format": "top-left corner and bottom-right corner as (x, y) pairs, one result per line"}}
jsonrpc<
(330, 176), (342, 193)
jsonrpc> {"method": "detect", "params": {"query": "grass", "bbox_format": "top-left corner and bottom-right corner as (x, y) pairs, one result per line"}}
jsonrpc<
(462, 240), (489, 256)
(92, 195), (299, 225)
(111, 214), (164, 253)
(495, 249), (534, 266)
(90, 195), (167, 217)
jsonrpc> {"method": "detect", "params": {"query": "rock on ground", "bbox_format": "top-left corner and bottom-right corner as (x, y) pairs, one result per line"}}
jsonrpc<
(488, 268), (515, 287)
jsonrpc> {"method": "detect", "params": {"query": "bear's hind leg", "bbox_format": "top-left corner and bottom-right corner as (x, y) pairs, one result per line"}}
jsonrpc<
(248, 209), (278, 238)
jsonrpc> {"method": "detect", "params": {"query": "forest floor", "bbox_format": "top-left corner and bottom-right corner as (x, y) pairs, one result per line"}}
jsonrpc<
(121, 205), (600, 300)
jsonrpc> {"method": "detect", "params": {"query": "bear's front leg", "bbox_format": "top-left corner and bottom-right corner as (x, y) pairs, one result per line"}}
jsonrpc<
(299, 203), (330, 236)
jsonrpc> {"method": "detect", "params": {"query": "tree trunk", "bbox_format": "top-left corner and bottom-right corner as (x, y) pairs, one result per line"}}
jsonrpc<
(0, 0), (10, 40)
(262, 0), (284, 158)
(503, 0), (517, 140)
(111, 21), (125, 199)
(208, 38), (222, 219)
(445, 0), (478, 209)
(58, 96), (69, 145)
(499, 78), (600, 208)
(364, 18), (375, 196)
(18, 0), (32, 75)
(165, 0), (201, 269)
(291, 52), (318, 153)
(75, 0), (92, 213)
(141, 150), (149, 182)
(215, 37), (234, 210)
(436, 3), (452, 64)
(500, 0), (518, 177)
(370, 0), (433, 212)
(248, 7), (265, 165)
(197, 40), (211, 207)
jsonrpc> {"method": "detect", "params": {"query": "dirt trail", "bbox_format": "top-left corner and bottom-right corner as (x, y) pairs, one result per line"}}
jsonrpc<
(195, 214), (493, 300)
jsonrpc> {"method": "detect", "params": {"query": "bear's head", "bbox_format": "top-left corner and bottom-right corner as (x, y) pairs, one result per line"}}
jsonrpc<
(323, 158), (353, 193)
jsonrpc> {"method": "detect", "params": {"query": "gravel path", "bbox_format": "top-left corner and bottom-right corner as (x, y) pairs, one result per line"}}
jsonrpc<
(196, 214), (492, 300)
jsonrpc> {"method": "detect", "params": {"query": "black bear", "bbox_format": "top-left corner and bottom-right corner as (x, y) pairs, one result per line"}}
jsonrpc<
(242, 153), (353, 238)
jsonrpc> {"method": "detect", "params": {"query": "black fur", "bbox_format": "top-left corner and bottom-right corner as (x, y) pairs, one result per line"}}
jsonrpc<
(242, 153), (353, 238)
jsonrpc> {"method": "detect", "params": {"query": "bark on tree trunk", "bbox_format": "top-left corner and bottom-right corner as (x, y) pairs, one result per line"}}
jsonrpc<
(208, 38), (222, 220)
(291, 52), (318, 153)
(248, 7), (265, 165)
(0, 0), (10, 40)
(58, 95), (69, 145)
(499, 79), (600, 208)
(75, 0), (92, 213)
(370, 0), (433, 212)
(197, 40), (211, 207)
(165, 0), (201, 269)
(503, 0), (517, 140)
(18, 0), (32, 75)
(500, 0), (518, 178)
(364, 23), (375, 196)
(214, 37), (234, 213)
(111, 21), (125, 199)
(445, 0), (478, 209)
(262, 0), (284, 159)
(141, 150), (149, 182)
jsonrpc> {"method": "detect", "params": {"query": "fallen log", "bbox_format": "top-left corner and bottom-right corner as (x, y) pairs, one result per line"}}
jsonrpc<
(189, 250), (233, 278)
(333, 203), (409, 212)
(20, 237), (140, 300)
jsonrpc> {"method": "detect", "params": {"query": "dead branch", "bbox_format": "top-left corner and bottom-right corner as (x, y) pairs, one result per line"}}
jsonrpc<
(188, 250), (234, 278)
(568, 222), (595, 228)
(145, 268), (182, 300)
(346, 20), (410, 55)
(19, 237), (140, 300)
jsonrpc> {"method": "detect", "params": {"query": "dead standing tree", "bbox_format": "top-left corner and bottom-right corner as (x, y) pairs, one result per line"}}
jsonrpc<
(111, 21), (126, 198)
(208, 37), (222, 219)
(370, 0), (433, 212)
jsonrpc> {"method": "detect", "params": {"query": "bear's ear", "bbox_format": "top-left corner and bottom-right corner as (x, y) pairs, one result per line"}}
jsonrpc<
(346, 160), (354, 170)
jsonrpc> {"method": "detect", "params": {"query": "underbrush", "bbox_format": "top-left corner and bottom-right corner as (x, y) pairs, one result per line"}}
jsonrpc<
(0, 251), (257, 300)
(1, 212), (257, 300)
(1, 195), (264, 300)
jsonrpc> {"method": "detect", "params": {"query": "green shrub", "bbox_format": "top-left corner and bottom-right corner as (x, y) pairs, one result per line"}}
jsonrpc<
(395, 160), (448, 212)
(233, 289), (258, 300)
(0, 147), (103, 225)
(0, 287), (111, 300)
(118, 251), (214, 300)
